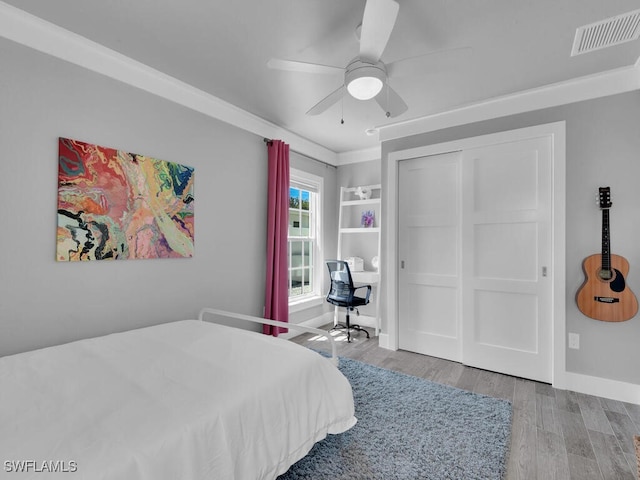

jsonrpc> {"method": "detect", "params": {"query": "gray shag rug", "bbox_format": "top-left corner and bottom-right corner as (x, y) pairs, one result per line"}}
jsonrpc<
(278, 356), (512, 480)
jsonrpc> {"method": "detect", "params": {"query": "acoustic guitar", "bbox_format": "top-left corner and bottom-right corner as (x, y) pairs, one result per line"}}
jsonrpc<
(576, 187), (638, 322)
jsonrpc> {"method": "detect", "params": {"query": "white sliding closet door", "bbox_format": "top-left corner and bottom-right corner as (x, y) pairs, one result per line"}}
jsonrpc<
(398, 137), (552, 383)
(461, 138), (552, 382)
(398, 151), (462, 362)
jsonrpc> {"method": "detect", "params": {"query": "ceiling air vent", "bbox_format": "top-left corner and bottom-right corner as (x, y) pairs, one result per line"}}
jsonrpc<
(571, 9), (640, 56)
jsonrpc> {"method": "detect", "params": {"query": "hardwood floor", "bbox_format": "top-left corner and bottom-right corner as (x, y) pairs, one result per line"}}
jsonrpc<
(291, 327), (640, 480)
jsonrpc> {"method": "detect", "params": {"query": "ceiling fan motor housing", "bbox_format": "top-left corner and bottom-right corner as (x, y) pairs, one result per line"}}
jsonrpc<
(345, 59), (387, 100)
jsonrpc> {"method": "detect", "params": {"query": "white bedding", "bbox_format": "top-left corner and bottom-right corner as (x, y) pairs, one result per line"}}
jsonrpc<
(0, 319), (356, 479)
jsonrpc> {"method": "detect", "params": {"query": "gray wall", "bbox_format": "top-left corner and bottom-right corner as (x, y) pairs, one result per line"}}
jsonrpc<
(382, 90), (640, 385)
(337, 159), (381, 189)
(0, 38), (325, 356)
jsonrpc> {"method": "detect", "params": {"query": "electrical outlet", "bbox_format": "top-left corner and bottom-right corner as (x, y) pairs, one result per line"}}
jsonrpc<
(568, 333), (580, 349)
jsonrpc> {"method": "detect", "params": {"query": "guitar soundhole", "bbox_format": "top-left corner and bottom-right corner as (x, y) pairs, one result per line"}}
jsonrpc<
(597, 268), (626, 292)
(598, 269), (613, 281)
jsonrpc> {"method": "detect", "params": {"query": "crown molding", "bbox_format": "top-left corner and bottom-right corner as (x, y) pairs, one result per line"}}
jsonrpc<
(377, 62), (640, 142)
(0, 1), (339, 165)
(336, 145), (381, 165)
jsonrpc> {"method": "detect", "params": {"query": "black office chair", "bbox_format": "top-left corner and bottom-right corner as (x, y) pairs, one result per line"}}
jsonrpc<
(325, 260), (371, 343)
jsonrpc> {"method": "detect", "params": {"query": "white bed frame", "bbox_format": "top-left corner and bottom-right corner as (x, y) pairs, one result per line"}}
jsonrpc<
(198, 308), (339, 366)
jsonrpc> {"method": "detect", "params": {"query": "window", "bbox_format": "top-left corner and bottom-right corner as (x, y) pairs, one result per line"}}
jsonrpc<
(288, 169), (322, 304)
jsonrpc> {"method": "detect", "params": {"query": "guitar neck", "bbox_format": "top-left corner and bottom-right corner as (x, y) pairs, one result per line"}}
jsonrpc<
(601, 208), (611, 272)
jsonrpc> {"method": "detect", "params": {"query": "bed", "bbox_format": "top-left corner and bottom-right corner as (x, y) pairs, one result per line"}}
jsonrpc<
(0, 308), (356, 479)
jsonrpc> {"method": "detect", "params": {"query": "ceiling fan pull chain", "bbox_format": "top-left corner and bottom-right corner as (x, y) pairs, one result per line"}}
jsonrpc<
(386, 83), (391, 117)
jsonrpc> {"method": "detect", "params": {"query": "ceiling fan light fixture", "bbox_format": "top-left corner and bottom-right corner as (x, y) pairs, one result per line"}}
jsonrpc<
(345, 61), (386, 100)
(347, 76), (383, 100)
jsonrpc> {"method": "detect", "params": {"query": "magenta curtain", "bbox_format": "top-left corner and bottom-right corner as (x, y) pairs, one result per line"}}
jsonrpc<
(264, 140), (290, 336)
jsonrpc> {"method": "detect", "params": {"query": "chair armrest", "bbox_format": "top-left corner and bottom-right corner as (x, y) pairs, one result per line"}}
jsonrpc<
(354, 284), (372, 303)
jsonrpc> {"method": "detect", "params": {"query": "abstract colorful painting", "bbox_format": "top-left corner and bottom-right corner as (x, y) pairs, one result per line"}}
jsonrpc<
(57, 137), (194, 261)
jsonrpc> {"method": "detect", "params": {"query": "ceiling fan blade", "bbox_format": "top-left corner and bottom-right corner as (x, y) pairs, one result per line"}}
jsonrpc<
(267, 58), (343, 75)
(306, 86), (345, 115)
(359, 0), (399, 63)
(386, 47), (473, 78)
(374, 84), (407, 118)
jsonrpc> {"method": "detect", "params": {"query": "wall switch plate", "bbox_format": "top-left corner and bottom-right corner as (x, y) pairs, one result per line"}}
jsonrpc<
(568, 332), (580, 349)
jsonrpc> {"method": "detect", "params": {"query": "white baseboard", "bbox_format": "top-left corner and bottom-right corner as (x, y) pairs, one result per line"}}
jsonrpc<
(560, 371), (640, 405)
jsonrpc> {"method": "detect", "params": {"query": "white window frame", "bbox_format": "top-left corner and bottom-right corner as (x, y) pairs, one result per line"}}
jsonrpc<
(288, 168), (323, 311)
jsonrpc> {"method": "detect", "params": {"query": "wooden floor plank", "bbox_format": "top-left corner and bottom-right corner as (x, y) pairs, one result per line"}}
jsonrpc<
(505, 413), (537, 480)
(536, 382), (556, 397)
(623, 402), (640, 431)
(588, 429), (635, 480)
(537, 429), (571, 479)
(473, 368), (515, 401)
(623, 452), (638, 480)
(577, 392), (616, 435)
(601, 397), (629, 415)
(430, 359), (465, 386)
(513, 378), (536, 428)
(567, 453), (603, 480)
(453, 365), (480, 392)
(537, 393), (562, 435)
(558, 409), (597, 460)
(556, 389), (582, 414)
(605, 410), (640, 456)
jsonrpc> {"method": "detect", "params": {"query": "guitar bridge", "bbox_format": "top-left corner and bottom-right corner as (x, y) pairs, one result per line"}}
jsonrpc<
(594, 296), (619, 303)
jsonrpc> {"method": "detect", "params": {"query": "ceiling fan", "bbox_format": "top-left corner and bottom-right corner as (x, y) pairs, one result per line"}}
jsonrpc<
(267, 0), (470, 118)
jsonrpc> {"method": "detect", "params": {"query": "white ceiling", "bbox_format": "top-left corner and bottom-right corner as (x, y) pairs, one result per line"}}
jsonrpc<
(2, 0), (640, 157)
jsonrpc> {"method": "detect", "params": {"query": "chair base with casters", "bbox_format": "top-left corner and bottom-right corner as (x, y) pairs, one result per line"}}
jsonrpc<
(330, 307), (370, 343)
(325, 260), (372, 343)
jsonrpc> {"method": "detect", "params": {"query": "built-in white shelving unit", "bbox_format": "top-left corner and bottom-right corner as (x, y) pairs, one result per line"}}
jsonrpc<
(336, 184), (382, 336)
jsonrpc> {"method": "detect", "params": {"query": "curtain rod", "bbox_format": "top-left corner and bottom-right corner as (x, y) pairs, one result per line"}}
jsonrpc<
(263, 138), (337, 169)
